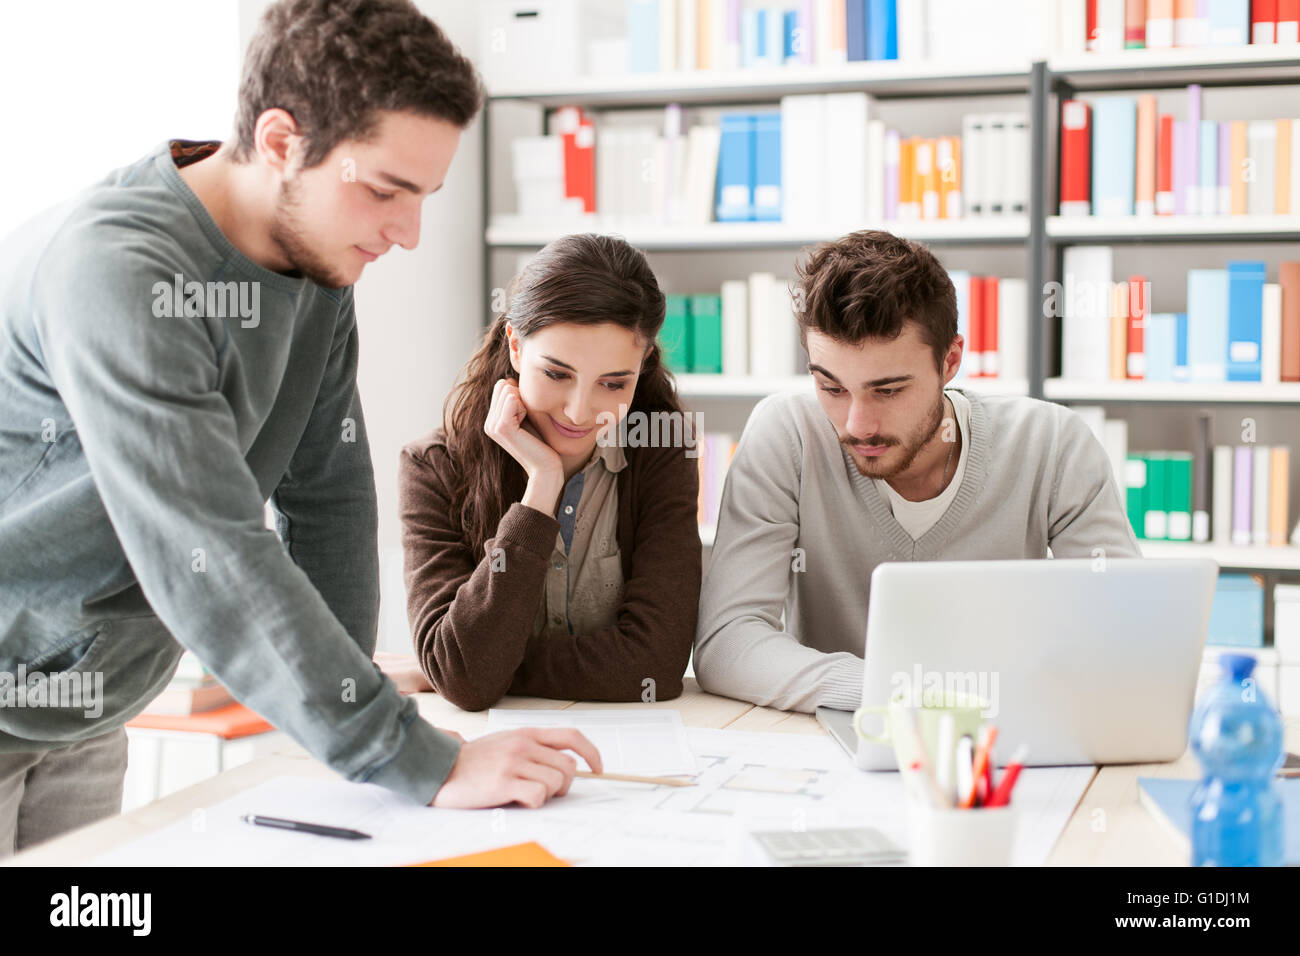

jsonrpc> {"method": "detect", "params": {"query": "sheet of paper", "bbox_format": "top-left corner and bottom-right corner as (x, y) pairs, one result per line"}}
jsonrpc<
(485, 708), (695, 776)
(91, 729), (1094, 867)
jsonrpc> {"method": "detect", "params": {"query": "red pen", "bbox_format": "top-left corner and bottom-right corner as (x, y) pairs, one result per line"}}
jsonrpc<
(986, 745), (1028, 807)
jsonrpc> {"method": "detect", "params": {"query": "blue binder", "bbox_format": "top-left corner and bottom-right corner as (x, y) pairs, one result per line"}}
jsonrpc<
(752, 113), (782, 221)
(1226, 260), (1266, 382)
(716, 113), (755, 222)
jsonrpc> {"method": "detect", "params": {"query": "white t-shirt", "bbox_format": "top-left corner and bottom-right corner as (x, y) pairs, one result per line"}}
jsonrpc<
(873, 389), (971, 540)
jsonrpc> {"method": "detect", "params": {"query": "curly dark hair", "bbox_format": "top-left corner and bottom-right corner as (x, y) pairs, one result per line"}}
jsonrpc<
(230, 0), (484, 169)
(794, 229), (958, 372)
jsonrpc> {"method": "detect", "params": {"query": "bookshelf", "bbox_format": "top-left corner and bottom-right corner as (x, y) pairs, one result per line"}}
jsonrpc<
(1038, 49), (1300, 574)
(480, 47), (1300, 572)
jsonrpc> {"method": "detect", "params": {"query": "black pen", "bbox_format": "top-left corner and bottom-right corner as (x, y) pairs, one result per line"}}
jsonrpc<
(241, 814), (372, 840)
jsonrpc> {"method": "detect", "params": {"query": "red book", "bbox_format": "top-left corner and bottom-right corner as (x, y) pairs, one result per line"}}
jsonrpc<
(576, 114), (596, 213)
(1281, 261), (1300, 383)
(1252, 0), (1278, 43)
(1127, 275), (1148, 379)
(1156, 114), (1175, 215)
(1060, 101), (1092, 215)
(1281, 0), (1300, 42)
(981, 276), (1000, 378)
(968, 276), (985, 377)
(558, 107), (596, 213)
(1125, 0), (1147, 46)
(1087, 0), (1099, 49)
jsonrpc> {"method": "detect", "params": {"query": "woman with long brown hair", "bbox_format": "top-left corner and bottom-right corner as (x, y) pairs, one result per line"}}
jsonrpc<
(380, 234), (701, 710)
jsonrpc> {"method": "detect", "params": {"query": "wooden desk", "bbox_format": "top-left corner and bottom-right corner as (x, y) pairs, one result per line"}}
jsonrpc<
(11, 681), (1295, 866)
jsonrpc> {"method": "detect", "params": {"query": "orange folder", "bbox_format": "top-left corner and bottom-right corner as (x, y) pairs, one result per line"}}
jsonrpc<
(410, 842), (570, 867)
(127, 701), (273, 739)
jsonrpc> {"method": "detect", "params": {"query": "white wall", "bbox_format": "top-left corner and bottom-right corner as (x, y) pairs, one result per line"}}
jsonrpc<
(0, 1), (240, 235)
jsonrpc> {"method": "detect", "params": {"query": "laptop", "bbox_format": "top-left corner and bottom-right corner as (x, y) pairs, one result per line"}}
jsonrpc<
(817, 558), (1219, 770)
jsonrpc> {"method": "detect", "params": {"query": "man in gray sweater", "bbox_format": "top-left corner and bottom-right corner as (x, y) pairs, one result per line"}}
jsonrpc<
(0, 0), (597, 858)
(695, 231), (1140, 713)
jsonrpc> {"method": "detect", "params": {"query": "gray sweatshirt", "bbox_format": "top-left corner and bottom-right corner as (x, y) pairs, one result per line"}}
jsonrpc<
(0, 139), (459, 804)
(694, 387), (1141, 713)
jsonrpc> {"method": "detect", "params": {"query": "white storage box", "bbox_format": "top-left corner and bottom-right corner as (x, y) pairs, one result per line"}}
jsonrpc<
(478, 0), (626, 90)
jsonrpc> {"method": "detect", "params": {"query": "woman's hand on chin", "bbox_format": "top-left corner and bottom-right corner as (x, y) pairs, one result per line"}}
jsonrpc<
(486, 378), (564, 514)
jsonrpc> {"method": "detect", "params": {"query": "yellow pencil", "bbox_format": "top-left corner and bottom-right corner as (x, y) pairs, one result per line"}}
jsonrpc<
(576, 771), (696, 787)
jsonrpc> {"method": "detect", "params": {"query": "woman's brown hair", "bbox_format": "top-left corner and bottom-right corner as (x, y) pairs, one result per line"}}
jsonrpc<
(444, 234), (685, 560)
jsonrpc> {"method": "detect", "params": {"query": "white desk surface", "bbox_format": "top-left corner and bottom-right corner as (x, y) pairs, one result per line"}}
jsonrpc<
(10, 679), (1297, 866)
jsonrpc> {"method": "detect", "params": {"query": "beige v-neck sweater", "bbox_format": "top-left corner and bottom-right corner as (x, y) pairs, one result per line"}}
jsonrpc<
(694, 387), (1141, 713)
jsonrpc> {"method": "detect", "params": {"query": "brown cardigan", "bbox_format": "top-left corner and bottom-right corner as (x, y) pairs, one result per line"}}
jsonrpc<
(398, 428), (702, 711)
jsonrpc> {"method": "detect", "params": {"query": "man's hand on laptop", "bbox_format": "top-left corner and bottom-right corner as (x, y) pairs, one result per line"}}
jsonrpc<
(429, 728), (603, 809)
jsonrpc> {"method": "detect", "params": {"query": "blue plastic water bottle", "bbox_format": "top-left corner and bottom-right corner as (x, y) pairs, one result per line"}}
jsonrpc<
(1187, 653), (1284, 866)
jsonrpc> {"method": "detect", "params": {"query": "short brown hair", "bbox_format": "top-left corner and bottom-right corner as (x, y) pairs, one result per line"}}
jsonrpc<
(231, 0), (484, 168)
(794, 230), (957, 371)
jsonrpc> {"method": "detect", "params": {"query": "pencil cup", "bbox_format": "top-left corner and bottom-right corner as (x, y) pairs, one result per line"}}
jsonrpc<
(906, 804), (1017, 866)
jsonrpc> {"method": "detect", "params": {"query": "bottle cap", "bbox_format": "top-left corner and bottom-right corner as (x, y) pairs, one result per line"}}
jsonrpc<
(1218, 652), (1256, 680)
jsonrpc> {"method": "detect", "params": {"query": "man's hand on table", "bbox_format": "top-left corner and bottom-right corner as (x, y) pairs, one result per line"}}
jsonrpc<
(429, 728), (603, 809)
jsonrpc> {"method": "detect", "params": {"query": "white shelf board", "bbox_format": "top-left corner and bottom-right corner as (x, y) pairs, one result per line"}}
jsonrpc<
(1047, 214), (1300, 240)
(488, 216), (1030, 249)
(1139, 540), (1300, 571)
(1049, 45), (1300, 88)
(1044, 379), (1300, 403)
(486, 59), (1034, 106)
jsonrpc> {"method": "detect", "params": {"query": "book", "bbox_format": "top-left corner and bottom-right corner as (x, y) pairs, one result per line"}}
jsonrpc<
(1271, 448), (1291, 546)
(1212, 445), (1234, 544)
(1126, 454), (1148, 539)
(1155, 113), (1175, 214)
(752, 113), (782, 221)
(1062, 246), (1113, 381)
(1186, 269), (1229, 382)
(716, 113), (754, 221)
(1232, 446), (1253, 545)
(690, 294), (724, 373)
(1253, 445), (1272, 545)
(1193, 412), (1212, 542)
(1225, 260), (1266, 382)
(1281, 261), (1300, 381)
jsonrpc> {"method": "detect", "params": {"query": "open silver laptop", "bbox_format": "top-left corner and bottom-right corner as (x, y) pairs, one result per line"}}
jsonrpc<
(818, 558), (1219, 770)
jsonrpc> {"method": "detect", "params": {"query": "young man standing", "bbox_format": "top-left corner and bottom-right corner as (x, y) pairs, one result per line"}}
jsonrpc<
(694, 230), (1140, 712)
(0, 0), (597, 857)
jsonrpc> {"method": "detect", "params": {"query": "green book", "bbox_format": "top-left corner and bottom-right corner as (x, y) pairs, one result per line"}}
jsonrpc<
(689, 294), (723, 374)
(1125, 454), (1147, 540)
(661, 294), (692, 373)
(1165, 452), (1193, 542)
(1144, 452), (1169, 541)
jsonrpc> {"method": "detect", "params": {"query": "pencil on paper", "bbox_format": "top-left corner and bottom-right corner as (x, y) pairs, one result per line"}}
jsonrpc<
(576, 771), (696, 787)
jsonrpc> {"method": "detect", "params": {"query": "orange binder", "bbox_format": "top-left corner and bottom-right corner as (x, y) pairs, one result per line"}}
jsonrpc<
(1230, 121), (1248, 215)
(1270, 448), (1290, 547)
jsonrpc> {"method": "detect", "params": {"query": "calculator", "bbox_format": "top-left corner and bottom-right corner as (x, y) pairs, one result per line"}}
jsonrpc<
(748, 826), (907, 866)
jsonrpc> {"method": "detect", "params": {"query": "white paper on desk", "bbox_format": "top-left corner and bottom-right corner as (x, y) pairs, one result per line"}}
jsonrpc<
(484, 708), (695, 776)
(89, 730), (1095, 867)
